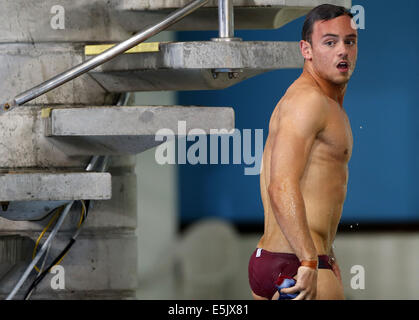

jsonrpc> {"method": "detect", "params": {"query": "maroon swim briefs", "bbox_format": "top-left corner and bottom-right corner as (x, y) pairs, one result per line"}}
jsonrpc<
(248, 248), (333, 299)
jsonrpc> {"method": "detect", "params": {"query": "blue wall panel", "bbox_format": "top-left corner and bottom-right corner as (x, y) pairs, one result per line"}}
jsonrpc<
(177, 0), (419, 224)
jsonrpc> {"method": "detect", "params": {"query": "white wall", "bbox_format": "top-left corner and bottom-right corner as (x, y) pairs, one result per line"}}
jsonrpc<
(135, 140), (178, 299)
(134, 31), (179, 299)
(334, 233), (419, 300)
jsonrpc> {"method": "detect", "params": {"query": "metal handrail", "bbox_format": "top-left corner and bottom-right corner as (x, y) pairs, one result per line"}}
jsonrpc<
(0, 0), (209, 114)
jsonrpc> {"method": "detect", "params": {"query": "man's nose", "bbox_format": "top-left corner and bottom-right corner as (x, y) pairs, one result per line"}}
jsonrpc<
(337, 41), (349, 58)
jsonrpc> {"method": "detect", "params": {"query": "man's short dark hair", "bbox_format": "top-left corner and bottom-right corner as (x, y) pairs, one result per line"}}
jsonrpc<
(302, 4), (354, 43)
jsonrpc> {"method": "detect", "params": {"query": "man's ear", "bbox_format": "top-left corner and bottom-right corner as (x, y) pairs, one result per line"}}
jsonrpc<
(300, 40), (312, 61)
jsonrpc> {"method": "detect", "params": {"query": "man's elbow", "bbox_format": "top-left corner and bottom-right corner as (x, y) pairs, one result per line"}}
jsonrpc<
(268, 182), (278, 199)
(268, 180), (299, 200)
(268, 181), (284, 200)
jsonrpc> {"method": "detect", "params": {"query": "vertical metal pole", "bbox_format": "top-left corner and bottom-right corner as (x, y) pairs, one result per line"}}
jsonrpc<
(218, 0), (234, 39)
(212, 0), (241, 80)
(214, 0), (241, 41)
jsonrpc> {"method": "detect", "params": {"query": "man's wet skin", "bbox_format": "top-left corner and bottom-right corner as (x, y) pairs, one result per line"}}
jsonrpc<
(254, 15), (357, 300)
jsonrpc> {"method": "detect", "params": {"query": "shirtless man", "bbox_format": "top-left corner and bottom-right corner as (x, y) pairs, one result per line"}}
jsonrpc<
(248, 4), (357, 300)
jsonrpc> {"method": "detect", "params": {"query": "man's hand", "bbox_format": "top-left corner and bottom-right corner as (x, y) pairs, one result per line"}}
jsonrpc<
(331, 260), (343, 287)
(329, 248), (343, 287)
(280, 266), (318, 300)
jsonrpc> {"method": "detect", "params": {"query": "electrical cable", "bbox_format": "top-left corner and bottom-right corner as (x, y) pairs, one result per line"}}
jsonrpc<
(32, 206), (63, 272)
(35, 208), (69, 278)
(31, 201), (85, 272)
(25, 240), (52, 301)
(23, 200), (89, 300)
(5, 200), (75, 300)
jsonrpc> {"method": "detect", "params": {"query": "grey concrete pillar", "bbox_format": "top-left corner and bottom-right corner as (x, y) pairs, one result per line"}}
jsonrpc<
(0, 0), (135, 299)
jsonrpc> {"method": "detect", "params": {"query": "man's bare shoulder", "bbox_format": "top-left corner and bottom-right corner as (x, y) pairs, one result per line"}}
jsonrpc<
(280, 80), (329, 114)
(271, 81), (329, 133)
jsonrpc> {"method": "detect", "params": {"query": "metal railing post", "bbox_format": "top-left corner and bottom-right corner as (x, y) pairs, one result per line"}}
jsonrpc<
(213, 0), (241, 42)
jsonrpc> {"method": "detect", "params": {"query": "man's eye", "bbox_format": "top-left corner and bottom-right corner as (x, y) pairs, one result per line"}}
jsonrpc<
(325, 41), (335, 46)
(346, 40), (356, 45)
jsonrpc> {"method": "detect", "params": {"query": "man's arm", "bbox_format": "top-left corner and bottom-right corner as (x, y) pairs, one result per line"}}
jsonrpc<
(268, 91), (328, 299)
(268, 91), (327, 261)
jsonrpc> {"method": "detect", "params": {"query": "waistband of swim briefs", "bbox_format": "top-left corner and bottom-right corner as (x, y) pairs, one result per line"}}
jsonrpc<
(255, 249), (333, 270)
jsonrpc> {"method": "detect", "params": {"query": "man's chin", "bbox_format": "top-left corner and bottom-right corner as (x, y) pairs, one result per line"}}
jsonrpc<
(331, 75), (351, 86)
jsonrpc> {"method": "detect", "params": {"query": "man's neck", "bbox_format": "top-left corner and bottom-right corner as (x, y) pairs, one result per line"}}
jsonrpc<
(303, 64), (347, 107)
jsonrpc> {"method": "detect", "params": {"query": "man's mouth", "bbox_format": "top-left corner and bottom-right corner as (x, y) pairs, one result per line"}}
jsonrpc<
(337, 61), (350, 72)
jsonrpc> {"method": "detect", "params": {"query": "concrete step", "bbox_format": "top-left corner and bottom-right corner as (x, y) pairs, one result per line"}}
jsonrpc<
(0, 172), (111, 220)
(0, 106), (139, 169)
(121, 0), (350, 10)
(116, 0), (329, 32)
(0, 0), (351, 43)
(0, 174), (137, 230)
(0, 173), (111, 202)
(44, 105), (235, 156)
(87, 41), (303, 92)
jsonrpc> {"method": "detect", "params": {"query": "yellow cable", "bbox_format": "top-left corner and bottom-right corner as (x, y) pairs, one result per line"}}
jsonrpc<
(32, 206), (64, 272)
(32, 201), (87, 272)
(54, 200), (85, 266)
(78, 200), (86, 227)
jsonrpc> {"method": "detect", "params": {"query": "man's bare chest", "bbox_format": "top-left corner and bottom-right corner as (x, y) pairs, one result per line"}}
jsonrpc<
(317, 108), (353, 163)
